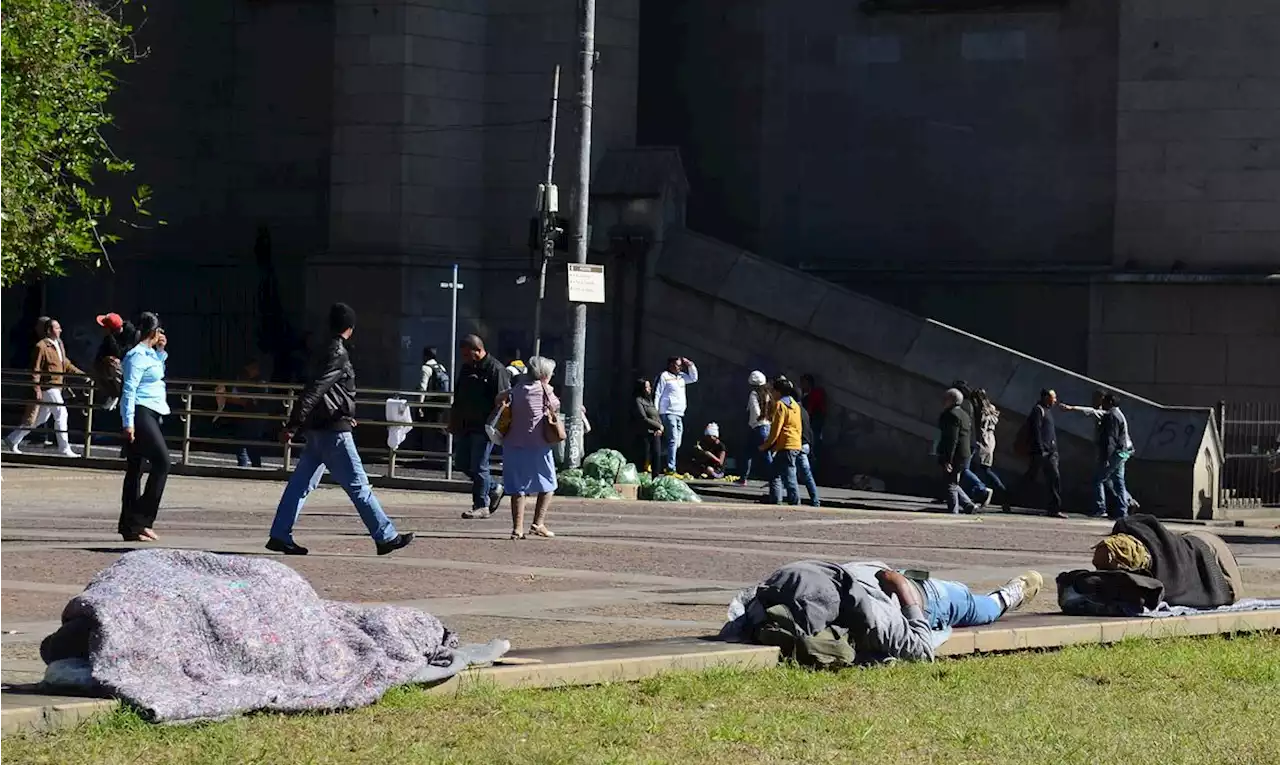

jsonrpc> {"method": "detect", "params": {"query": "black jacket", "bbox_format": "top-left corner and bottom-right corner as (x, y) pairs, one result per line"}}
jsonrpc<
(92, 322), (139, 397)
(937, 405), (972, 467)
(287, 337), (356, 432)
(1027, 403), (1058, 456)
(800, 404), (814, 448)
(451, 353), (509, 433)
(1098, 409), (1125, 462)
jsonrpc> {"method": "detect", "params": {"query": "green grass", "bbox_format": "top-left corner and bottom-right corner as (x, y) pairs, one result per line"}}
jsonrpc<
(6, 634), (1279, 765)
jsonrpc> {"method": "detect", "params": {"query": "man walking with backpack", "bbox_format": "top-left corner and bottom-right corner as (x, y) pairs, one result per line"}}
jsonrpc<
(1015, 388), (1066, 518)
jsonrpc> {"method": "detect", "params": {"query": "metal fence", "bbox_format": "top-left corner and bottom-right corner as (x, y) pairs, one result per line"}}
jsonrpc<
(0, 368), (457, 480)
(1218, 400), (1280, 509)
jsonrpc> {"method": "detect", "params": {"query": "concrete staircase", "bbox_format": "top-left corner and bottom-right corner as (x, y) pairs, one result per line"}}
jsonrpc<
(642, 228), (1222, 519)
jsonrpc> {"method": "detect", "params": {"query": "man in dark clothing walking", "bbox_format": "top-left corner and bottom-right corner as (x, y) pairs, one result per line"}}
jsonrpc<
(937, 388), (978, 515)
(950, 379), (994, 507)
(1019, 388), (1066, 518)
(266, 303), (414, 556)
(451, 334), (510, 519)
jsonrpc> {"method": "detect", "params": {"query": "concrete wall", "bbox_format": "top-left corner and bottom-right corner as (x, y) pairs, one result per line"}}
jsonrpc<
(645, 228), (1221, 518)
(1114, 0), (1280, 269)
(639, 0), (1119, 267)
(1086, 281), (1280, 405)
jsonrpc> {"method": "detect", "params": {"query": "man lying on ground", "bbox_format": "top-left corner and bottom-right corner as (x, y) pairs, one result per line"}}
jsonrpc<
(721, 560), (1042, 667)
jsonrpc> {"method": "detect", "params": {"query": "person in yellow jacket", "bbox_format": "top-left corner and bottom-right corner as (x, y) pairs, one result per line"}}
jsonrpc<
(760, 376), (803, 505)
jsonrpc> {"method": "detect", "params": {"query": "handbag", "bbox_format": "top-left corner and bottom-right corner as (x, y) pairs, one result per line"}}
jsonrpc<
(541, 382), (566, 444)
(485, 401), (510, 446)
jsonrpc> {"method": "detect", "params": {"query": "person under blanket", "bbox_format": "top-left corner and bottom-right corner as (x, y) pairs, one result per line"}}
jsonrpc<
(721, 560), (1043, 667)
(1058, 514), (1243, 615)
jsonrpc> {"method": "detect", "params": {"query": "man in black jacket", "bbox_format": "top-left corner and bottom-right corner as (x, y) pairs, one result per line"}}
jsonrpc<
(937, 388), (978, 515)
(1018, 388), (1066, 518)
(451, 334), (510, 519)
(266, 303), (413, 556)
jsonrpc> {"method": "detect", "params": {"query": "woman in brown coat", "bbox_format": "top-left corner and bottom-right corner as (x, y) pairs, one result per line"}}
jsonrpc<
(5, 317), (84, 456)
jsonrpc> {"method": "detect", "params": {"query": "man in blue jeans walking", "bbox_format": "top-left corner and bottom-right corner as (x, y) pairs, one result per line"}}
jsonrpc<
(451, 335), (510, 519)
(266, 303), (413, 556)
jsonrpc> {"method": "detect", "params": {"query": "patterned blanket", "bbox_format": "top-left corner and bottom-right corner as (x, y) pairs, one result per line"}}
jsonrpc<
(40, 549), (506, 723)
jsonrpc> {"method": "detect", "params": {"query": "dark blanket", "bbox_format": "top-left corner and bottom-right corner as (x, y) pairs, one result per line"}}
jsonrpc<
(1057, 570), (1164, 617)
(1114, 515), (1233, 609)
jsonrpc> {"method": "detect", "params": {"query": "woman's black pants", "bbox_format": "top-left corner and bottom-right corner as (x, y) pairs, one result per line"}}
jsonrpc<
(119, 406), (169, 537)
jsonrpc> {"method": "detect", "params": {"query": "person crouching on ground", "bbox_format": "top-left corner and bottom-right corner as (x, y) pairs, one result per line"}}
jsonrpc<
(761, 376), (803, 505)
(693, 422), (727, 479)
(500, 356), (561, 539)
(266, 302), (413, 556)
(938, 387), (979, 515)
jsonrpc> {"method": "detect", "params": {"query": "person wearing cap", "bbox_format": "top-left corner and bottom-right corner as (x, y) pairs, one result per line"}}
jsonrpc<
(266, 302), (414, 556)
(736, 370), (774, 486)
(92, 312), (139, 412)
(693, 422), (728, 479)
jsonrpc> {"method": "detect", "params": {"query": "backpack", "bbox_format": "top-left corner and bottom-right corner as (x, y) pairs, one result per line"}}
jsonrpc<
(427, 363), (451, 394)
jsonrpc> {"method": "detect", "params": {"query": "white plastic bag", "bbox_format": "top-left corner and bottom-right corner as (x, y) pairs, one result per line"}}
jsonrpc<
(385, 398), (413, 450)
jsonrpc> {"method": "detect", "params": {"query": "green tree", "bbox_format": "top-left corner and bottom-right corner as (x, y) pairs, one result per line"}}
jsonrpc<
(1, 0), (156, 287)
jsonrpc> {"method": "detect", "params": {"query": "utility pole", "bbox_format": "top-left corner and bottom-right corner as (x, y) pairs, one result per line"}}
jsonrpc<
(532, 66), (561, 359)
(562, 0), (595, 468)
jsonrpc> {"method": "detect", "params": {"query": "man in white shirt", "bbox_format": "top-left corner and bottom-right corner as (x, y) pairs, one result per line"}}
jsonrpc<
(654, 356), (698, 473)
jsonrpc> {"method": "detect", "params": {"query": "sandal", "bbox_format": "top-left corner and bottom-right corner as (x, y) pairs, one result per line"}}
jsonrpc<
(122, 534), (153, 543)
(511, 531), (526, 540)
(141, 528), (159, 541)
(529, 524), (555, 538)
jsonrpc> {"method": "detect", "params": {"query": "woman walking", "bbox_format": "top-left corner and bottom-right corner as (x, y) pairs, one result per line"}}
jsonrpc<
(630, 378), (663, 475)
(970, 388), (1012, 512)
(119, 313), (171, 542)
(735, 370), (773, 486)
(502, 356), (562, 539)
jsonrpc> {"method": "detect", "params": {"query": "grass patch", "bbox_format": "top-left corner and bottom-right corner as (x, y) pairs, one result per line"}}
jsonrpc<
(6, 634), (1279, 764)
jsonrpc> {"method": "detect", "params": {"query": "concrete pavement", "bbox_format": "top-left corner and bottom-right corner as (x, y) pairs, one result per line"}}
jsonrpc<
(3, 463), (1277, 668)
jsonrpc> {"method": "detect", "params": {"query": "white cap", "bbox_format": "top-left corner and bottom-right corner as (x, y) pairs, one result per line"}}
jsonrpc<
(748, 370), (767, 387)
(704, 422), (720, 438)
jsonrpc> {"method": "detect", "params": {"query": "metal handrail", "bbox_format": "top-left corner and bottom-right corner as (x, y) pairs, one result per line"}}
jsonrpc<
(0, 367), (458, 479)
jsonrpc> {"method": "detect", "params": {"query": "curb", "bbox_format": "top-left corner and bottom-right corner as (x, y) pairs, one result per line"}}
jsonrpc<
(4, 611), (1277, 736)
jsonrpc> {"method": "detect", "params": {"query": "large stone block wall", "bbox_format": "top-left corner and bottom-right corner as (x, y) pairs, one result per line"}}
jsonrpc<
(1086, 282), (1280, 405)
(1114, 0), (1280, 268)
(639, 0), (1120, 267)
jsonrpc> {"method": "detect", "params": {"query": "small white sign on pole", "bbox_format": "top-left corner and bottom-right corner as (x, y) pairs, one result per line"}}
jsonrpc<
(567, 263), (606, 304)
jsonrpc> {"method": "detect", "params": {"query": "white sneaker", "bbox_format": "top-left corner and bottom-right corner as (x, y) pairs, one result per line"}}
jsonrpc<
(996, 570), (1043, 613)
(59, 448), (80, 458)
(5, 440), (21, 455)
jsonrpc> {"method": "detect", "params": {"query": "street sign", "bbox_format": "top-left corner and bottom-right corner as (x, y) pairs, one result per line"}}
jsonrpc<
(567, 263), (605, 303)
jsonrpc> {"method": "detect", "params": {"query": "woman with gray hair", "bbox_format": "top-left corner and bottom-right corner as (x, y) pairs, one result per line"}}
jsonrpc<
(499, 355), (561, 539)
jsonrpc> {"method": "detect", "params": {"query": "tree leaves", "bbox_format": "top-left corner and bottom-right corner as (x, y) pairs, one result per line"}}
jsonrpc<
(1, 0), (154, 286)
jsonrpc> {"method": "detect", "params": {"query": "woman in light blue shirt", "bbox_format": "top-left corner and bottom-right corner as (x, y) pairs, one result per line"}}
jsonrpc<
(119, 312), (171, 542)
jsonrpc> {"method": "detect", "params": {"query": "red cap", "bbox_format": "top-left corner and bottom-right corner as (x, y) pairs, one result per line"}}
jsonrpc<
(96, 313), (124, 331)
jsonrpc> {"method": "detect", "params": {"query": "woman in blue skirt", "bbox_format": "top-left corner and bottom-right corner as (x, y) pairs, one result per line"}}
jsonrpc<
(500, 356), (561, 539)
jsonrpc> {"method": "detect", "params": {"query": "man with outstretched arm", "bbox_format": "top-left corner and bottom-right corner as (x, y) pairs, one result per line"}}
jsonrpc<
(265, 303), (413, 556)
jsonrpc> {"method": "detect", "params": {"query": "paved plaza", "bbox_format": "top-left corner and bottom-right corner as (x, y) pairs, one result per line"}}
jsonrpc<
(3, 464), (1279, 679)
